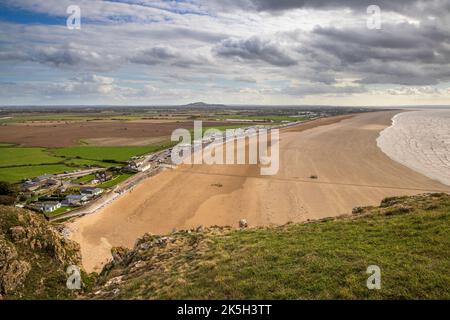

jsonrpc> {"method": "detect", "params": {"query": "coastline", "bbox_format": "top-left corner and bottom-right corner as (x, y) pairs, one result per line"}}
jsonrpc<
(68, 111), (450, 273)
(377, 110), (450, 187)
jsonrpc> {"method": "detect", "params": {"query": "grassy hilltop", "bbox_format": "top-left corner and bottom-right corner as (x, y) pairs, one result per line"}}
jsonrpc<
(92, 193), (450, 300)
(1, 193), (449, 299)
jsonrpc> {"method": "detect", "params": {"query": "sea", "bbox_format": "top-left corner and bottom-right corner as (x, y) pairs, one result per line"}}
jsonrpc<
(377, 110), (450, 186)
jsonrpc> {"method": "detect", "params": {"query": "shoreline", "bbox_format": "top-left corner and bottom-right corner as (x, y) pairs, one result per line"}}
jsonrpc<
(377, 110), (450, 187)
(68, 110), (450, 273)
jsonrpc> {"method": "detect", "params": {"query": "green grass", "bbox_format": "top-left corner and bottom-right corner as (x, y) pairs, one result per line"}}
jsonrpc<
(44, 206), (72, 218)
(0, 143), (173, 182)
(213, 115), (307, 123)
(0, 113), (161, 124)
(0, 147), (63, 167)
(0, 164), (74, 183)
(62, 158), (114, 168)
(52, 144), (173, 163)
(96, 193), (450, 300)
(97, 173), (133, 189)
(72, 174), (95, 184)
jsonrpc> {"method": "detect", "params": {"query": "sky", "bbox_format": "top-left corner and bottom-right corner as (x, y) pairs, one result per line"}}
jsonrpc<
(0, 0), (449, 106)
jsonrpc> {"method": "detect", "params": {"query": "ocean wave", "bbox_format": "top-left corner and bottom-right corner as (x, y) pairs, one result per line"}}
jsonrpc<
(377, 110), (450, 186)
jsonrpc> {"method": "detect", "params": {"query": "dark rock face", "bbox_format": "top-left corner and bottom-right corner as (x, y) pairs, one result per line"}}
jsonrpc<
(0, 237), (31, 294)
(0, 205), (82, 299)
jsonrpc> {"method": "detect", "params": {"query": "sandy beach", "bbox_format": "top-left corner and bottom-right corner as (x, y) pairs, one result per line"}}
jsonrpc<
(69, 110), (450, 272)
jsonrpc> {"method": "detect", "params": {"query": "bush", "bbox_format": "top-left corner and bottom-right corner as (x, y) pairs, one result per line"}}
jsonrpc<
(0, 195), (16, 205)
(0, 181), (18, 196)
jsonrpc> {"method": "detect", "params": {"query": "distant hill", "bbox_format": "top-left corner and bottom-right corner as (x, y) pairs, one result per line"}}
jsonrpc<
(182, 102), (226, 108)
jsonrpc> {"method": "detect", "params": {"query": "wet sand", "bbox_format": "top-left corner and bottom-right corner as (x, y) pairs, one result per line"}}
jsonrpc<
(69, 111), (450, 272)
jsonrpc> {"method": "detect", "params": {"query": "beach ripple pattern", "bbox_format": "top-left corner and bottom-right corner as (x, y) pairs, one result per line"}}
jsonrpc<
(377, 110), (450, 186)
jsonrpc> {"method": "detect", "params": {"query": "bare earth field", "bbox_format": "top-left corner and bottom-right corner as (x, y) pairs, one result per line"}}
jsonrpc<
(0, 120), (241, 147)
(68, 111), (450, 272)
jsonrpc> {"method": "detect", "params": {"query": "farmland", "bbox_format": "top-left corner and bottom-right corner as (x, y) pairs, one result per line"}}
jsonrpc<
(212, 114), (308, 123)
(0, 120), (248, 148)
(0, 164), (74, 183)
(0, 146), (62, 167)
(0, 106), (334, 184)
(51, 144), (174, 163)
(0, 144), (173, 183)
(97, 173), (134, 189)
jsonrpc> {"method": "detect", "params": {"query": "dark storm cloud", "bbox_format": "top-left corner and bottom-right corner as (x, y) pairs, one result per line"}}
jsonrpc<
(130, 47), (178, 65)
(130, 46), (210, 68)
(282, 82), (367, 96)
(298, 22), (450, 85)
(214, 37), (297, 67)
(26, 44), (122, 71)
(214, 0), (450, 15)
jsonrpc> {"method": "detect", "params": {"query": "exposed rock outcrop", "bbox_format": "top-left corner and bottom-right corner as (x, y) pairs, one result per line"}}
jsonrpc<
(0, 205), (82, 299)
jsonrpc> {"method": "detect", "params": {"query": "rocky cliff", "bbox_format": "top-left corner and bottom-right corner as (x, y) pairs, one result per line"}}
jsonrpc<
(0, 206), (82, 299)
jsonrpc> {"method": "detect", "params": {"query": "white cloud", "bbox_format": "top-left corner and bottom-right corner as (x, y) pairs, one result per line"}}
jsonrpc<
(1, 0), (450, 105)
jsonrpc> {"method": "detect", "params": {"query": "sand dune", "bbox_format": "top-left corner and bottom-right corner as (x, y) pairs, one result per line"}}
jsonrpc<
(69, 111), (450, 272)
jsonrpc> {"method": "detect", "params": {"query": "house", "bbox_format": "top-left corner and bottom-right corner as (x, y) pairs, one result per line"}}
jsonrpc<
(21, 181), (41, 192)
(127, 158), (152, 172)
(95, 171), (113, 182)
(43, 202), (61, 213)
(47, 179), (59, 186)
(33, 201), (61, 213)
(32, 174), (54, 183)
(64, 194), (88, 206)
(80, 187), (103, 197)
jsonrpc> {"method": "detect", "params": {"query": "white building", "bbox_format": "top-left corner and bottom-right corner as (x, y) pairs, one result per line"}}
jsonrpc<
(64, 194), (88, 206)
(80, 187), (103, 197)
(42, 202), (61, 213)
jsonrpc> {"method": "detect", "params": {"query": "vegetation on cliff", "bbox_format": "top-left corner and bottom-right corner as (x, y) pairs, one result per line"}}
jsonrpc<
(0, 206), (83, 299)
(91, 193), (450, 300)
(1, 193), (449, 299)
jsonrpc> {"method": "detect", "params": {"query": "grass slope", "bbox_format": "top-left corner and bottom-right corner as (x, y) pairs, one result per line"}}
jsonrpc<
(0, 143), (173, 182)
(0, 164), (74, 183)
(0, 147), (62, 167)
(93, 193), (450, 300)
(96, 173), (133, 189)
(52, 144), (173, 162)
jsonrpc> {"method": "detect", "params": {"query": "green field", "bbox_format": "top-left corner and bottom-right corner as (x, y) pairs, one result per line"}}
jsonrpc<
(0, 112), (161, 124)
(62, 158), (114, 168)
(72, 174), (96, 184)
(97, 173), (133, 189)
(52, 144), (173, 162)
(44, 206), (72, 218)
(0, 164), (74, 183)
(213, 115), (307, 123)
(0, 147), (63, 167)
(0, 143), (174, 183)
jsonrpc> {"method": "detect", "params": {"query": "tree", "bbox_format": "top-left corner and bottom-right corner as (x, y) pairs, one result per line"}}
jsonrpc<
(0, 195), (16, 205)
(0, 181), (18, 196)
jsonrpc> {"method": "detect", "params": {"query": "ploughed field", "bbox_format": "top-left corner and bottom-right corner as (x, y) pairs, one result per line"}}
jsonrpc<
(0, 120), (239, 148)
(0, 116), (248, 183)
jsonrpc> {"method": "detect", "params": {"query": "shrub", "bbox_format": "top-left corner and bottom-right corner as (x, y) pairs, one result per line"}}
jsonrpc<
(0, 195), (16, 205)
(0, 181), (18, 196)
